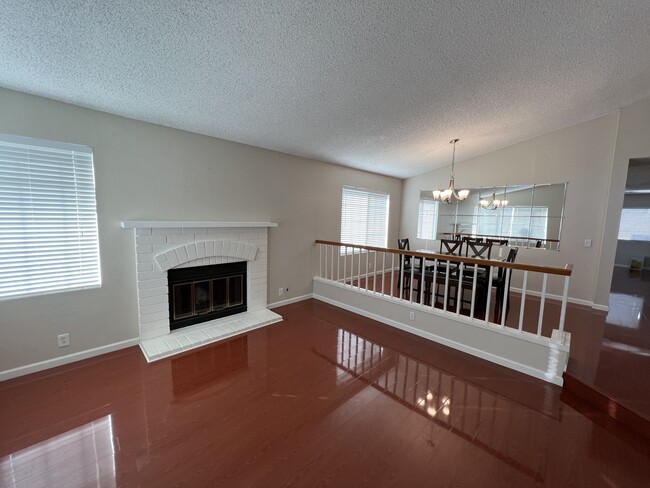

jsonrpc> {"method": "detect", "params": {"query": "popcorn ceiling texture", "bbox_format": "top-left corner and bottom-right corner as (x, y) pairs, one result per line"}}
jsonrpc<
(1, 1), (649, 178)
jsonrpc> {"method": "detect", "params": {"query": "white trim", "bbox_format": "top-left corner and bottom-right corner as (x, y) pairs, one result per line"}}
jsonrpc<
(0, 338), (139, 382)
(268, 293), (313, 309)
(121, 221), (277, 229)
(592, 303), (610, 312)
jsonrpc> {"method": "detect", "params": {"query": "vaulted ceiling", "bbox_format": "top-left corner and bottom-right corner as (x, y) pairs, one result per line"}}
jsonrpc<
(1, 1), (649, 178)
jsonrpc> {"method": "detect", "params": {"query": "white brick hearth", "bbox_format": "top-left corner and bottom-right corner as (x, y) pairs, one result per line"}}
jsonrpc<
(121, 221), (281, 361)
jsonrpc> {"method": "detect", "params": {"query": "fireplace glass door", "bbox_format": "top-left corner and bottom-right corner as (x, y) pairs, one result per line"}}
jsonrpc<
(168, 262), (247, 330)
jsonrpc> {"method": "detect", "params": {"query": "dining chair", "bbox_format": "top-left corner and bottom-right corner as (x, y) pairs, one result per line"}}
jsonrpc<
(458, 241), (494, 315)
(397, 238), (421, 298)
(492, 247), (519, 323)
(432, 239), (464, 309)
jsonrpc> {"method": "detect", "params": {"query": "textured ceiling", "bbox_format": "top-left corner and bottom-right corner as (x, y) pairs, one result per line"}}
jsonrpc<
(1, 1), (649, 178)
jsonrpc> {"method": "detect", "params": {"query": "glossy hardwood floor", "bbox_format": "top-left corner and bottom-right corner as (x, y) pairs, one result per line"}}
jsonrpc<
(562, 267), (650, 425)
(359, 266), (650, 425)
(1, 299), (649, 487)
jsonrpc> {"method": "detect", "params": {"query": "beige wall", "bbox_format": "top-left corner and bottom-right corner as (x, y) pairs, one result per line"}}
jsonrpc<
(0, 88), (402, 372)
(400, 112), (621, 304)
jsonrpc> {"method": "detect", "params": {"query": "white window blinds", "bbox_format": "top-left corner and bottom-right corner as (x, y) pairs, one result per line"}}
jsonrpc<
(0, 134), (101, 300)
(417, 198), (438, 239)
(340, 187), (389, 249)
(618, 208), (650, 241)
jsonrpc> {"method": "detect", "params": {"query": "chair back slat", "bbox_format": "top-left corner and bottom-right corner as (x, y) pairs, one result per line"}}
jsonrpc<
(465, 241), (493, 260)
(440, 239), (463, 256)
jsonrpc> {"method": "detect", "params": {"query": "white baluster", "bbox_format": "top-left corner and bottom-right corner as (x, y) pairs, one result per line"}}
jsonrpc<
(358, 247), (362, 289)
(365, 251), (369, 291)
(470, 264), (478, 319)
(409, 256), (415, 303)
(399, 254), (405, 300)
(500, 268), (511, 328)
(456, 262), (464, 315)
(484, 266), (493, 324)
(431, 259), (438, 310)
(373, 252), (378, 294)
(325, 244), (328, 280)
(390, 253), (395, 298)
(381, 252), (386, 296)
(337, 245), (340, 283)
(558, 275), (570, 337)
(518, 271), (528, 332)
(444, 260), (450, 312)
(537, 273), (548, 336)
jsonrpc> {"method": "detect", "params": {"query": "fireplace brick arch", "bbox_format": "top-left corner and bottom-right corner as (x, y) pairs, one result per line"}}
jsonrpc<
(156, 240), (258, 271)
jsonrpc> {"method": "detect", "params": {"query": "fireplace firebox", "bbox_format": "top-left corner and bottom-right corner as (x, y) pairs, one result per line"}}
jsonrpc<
(167, 262), (247, 331)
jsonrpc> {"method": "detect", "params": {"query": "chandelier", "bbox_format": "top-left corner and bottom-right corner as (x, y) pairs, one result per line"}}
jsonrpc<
(480, 187), (508, 210)
(433, 139), (469, 204)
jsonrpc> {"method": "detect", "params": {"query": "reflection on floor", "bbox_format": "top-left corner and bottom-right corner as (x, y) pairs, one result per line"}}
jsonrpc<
(353, 267), (650, 425)
(1, 299), (648, 487)
(562, 267), (650, 425)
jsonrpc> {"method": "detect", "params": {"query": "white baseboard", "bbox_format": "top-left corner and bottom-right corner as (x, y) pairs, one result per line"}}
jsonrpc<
(268, 293), (313, 309)
(0, 338), (139, 382)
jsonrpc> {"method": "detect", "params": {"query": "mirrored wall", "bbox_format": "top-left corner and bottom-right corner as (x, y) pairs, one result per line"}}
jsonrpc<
(419, 183), (567, 250)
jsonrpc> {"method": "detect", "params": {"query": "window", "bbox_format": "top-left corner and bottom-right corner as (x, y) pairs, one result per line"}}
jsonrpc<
(0, 134), (101, 299)
(340, 186), (389, 252)
(618, 208), (650, 241)
(417, 198), (438, 239)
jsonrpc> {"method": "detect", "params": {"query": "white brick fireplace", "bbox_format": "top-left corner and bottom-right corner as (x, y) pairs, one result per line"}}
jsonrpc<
(121, 221), (282, 361)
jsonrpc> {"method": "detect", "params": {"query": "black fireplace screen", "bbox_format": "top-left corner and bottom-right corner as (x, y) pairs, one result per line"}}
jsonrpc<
(168, 261), (247, 331)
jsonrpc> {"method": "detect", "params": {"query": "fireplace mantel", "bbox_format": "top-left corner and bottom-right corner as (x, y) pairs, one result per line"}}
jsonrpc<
(121, 221), (278, 229)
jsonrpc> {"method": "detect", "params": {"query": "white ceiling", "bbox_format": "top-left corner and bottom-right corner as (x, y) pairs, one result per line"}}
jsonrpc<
(1, 1), (649, 179)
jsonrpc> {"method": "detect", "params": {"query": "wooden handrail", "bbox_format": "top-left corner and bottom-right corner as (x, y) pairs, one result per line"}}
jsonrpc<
(315, 240), (573, 277)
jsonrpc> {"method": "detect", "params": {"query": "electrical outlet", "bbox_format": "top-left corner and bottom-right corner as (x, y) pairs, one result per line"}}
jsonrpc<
(278, 287), (284, 297)
(409, 311), (415, 321)
(57, 333), (70, 348)
(584, 239), (592, 248)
